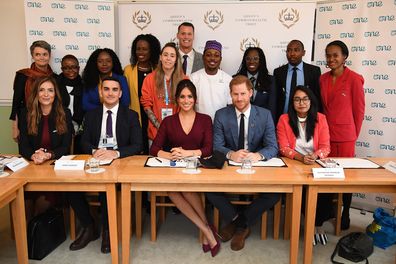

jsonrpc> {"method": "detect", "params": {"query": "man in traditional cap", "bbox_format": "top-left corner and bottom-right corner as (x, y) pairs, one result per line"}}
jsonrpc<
(190, 40), (232, 121)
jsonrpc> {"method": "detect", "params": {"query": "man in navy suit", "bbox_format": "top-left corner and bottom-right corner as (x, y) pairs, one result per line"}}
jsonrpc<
(207, 75), (279, 251)
(68, 76), (142, 253)
(273, 39), (322, 122)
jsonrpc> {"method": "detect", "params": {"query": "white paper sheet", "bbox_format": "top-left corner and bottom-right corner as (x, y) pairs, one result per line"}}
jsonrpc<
(317, 158), (380, 169)
(145, 157), (186, 168)
(229, 157), (286, 167)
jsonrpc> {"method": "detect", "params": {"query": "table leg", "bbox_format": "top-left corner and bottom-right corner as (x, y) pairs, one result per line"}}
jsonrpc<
(284, 193), (292, 240)
(135, 191), (142, 239)
(122, 184), (132, 264)
(106, 184), (119, 264)
(11, 187), (28, 264)
(289, 185), (302, 264)
(303, 186), (318, 264)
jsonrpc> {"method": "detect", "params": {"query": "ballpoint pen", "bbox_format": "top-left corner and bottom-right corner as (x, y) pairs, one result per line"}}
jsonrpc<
(155, 158), (162, 163)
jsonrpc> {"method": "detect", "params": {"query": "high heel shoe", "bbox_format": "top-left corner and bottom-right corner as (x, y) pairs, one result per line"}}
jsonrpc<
(208, 224), (221, 257)
(202, 243), (210, 253)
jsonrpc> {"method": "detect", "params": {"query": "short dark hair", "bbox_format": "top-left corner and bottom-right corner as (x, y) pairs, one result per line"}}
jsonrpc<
(101, 76), (122, 88)
(178, 22), (195, 32)
(61, 54), (78, 65)
(326, 40), (349, 59)
(288, 39), (305, 50)
(175, 79), (197, 104)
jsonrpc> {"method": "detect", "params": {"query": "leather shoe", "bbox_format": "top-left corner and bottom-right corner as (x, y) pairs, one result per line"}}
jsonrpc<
(231, 228), (250, 251)
(101, 230), (111, 254)
(219, 222), (236, 242)
(69, 224), (99, 251)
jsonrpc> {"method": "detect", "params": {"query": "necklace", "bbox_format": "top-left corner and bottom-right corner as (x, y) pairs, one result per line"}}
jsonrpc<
(138, 66), (150, 71)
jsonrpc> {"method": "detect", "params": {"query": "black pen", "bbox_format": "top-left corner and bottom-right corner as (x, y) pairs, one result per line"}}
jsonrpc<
(155, 158), (162, 163)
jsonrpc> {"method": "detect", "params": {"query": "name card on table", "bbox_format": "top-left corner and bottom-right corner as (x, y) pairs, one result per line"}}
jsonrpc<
(54, 160), (85, 171)
(312, 168), (345, 179)
(383, 161), (396, 174)
(6, 157), (29, 172)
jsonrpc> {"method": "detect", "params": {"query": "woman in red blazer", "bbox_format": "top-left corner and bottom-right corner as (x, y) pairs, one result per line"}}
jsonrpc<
(277, 85), (332, 245)
(320, 40), (365, 230)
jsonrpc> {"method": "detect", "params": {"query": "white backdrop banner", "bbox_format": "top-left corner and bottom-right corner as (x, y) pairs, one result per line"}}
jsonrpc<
(117, 1), (317, 75)
(24, 0), (115, 74)
(314, 0), (396, 157)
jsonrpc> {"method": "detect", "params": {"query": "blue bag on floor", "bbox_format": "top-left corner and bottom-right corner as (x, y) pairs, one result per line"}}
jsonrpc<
(366, 207), (396, 249)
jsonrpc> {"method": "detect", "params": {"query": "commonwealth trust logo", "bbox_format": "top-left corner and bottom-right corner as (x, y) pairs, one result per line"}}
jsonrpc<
(240, 38), (260, 51)
(132, 10), (152, 30)
(278, 8), (299, 29)
(204, 10), (224, 30)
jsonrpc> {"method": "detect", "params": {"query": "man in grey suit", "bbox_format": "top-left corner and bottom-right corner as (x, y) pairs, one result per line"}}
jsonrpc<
(177, 22), (203, 76)
(207, 75), (279, 251)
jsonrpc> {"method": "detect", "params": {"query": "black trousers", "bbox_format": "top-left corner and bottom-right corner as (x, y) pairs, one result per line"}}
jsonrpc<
(301, 188), (334, 226)
(66, 192), (108, 230)
(206, 192), (280, 227)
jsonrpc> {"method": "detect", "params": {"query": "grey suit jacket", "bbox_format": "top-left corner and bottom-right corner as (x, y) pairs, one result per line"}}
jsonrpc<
(213, 104), (278, 159)
(191, 50), (204, 74)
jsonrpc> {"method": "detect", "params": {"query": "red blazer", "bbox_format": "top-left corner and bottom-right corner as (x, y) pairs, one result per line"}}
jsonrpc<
(276, 113), (330, 159)
(320, 67), (365, 142)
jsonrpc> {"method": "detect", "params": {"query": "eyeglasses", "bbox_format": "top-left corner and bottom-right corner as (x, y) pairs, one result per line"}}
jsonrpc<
(245, 56), (259, 62)
(293, 97), (310, 104)
(61, 65), (79, 71)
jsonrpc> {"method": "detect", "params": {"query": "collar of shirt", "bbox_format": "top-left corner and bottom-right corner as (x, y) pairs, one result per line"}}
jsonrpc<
(288, 61), (303, 73)
(235, 104), (251, 121)
(99, 103), (119, 149)
(179, 49), (195, 75)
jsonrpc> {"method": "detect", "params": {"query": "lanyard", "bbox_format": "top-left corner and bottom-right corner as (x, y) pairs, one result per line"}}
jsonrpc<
(163, 77), (171, 106)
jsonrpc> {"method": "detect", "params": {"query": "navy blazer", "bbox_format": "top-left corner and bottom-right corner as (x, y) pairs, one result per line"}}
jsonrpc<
(81, 104), (142, 158)
(273, 62), (322, 122)
(213, 104), (278, 160)
(251, 75), (277, 121)
(18, 108), (73, 159)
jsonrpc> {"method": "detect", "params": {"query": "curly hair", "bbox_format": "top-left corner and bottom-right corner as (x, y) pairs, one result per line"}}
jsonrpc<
(129, 34), (161, 68)
(234, 47), (272, 93)
(82, 48), (123, 89)
(27, 76), (67, 135)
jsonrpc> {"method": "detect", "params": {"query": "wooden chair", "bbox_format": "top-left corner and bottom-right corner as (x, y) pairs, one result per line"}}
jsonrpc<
(213, 193), (282, 240)
(69, 191), (123, 240)
(150, 191), (205, 242)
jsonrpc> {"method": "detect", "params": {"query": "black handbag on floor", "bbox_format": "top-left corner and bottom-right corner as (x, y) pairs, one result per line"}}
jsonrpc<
(331, 232), (374, 264)
(27, 208), (66, 260)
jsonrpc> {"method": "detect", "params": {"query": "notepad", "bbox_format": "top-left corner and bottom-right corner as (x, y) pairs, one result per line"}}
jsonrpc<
(316, 158), (380, 169)
(228, 158), (286, 167)
(145, 157), (186, 168)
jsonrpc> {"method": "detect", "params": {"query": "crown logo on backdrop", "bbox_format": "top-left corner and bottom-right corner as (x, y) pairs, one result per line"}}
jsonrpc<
(240, 38), (260, 52)
(204, 10), (224, 30)
(132, 10), (152, 30)
(278, 8), (299, 29)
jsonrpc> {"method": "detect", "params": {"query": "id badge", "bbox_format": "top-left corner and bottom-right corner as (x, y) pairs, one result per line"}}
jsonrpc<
(161, 108), (173, 120)
(102, 137), (115, 148)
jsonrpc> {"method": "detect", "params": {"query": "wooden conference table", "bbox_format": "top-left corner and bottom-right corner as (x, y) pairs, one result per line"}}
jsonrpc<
(0, 178), (27, 264)
(7, 156), (121, 264)
(301, 157), (396, 264)
(119, 156), (306, 264)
